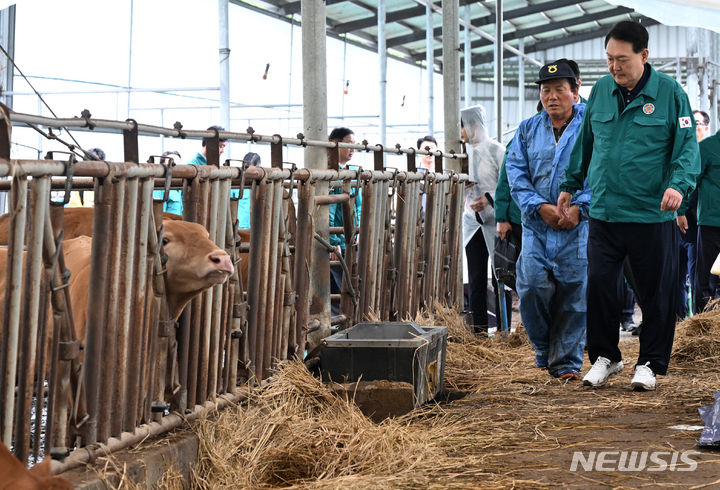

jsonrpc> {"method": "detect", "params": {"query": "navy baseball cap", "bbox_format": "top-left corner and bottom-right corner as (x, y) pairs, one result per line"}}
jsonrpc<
(535, 61), (577, 84)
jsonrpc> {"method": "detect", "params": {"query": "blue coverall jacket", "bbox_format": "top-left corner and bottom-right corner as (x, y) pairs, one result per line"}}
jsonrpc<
(505, 103), (591, 377)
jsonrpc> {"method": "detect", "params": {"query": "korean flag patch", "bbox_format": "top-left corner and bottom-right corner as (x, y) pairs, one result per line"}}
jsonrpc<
(679, 116), (692, 128)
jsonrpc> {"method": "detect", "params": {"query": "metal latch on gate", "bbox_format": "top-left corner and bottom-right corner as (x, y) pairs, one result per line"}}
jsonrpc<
(158, 319), (176, 337)
(58, 340), (81, 361)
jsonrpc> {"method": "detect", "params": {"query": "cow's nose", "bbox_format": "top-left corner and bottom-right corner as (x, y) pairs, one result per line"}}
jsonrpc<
(209, 250), (234, 274)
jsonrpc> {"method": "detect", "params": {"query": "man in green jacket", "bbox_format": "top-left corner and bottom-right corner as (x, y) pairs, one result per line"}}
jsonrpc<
(693, 129), (720, 312)
(558, 21), (699, 391)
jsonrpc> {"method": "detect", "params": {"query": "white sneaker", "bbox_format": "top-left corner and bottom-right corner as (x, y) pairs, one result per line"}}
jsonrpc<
(630, 362), (657, 391)
(582, 356), (624, 387)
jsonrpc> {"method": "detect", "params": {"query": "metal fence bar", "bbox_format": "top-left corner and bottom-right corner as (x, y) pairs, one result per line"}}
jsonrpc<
(0, 114), (469, 472)
(14, 176), (49, 463)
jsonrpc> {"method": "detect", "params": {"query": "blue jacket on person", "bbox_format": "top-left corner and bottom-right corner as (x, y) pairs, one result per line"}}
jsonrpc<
(155, 152), (249, 224)
(505, 102), (590, 378)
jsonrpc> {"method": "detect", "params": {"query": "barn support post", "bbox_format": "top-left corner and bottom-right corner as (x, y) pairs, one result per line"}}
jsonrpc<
(14, 175), (49, 463)
(218, 0), (231, 150)
(495, 0), (503, 142)
(442, 0), (461, 169)
(117, 178), (139, 433)
(463, 4), (471, 106)
(425, 4), (434, 133)
(518, 38), (525, 123)
(301, 0), (331, 347)
(378, 0), (387, 146)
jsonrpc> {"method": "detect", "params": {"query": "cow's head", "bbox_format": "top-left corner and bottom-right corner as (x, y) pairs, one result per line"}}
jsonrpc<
(161, 220), (234, 319)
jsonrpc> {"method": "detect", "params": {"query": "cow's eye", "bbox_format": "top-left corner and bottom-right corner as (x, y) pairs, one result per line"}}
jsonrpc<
(162, 237), (170, 246)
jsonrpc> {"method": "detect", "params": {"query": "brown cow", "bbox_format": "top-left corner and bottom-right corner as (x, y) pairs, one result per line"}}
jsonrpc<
(0, 207), (182, 246)
(0, 441), (72, 489)
(0, 219), (233, 339)
(0, 207), (249, 291)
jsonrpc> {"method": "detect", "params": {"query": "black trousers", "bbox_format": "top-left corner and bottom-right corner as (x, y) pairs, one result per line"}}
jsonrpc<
(466, 228), (515, 329)
(695, 225), (720, 313)
(466, 230), (491, 327)
(587, 219), (678, 375)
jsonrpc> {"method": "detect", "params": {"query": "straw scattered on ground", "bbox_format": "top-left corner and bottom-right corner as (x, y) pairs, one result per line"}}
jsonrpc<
(673, 299), (720, 367)
(96, 301), (720, 488)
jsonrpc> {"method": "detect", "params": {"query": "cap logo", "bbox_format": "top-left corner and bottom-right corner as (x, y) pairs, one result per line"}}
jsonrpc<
(642, 103), (655, 115)
(547, 65), (558, 73)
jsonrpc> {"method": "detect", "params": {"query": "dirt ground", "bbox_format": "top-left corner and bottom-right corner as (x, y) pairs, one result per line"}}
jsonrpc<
(437, 359), (720, 488)
(423, 302), (720, 489)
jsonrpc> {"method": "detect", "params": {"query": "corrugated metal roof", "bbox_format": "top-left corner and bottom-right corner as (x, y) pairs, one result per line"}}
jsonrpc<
(230, 0), (652, 79)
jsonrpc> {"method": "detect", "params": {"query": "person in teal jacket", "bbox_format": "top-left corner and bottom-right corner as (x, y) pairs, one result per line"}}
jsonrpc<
(506, 61), (591, 380)
(236, 152), (261, 228)
(159, 126), (228, 216)
(328, 127), (362, 316)
(558, 21), (700, 391)
(693, 130), (720, 312)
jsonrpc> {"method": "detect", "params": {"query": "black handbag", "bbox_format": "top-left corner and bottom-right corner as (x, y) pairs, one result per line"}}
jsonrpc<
(494, 234), (520, 291)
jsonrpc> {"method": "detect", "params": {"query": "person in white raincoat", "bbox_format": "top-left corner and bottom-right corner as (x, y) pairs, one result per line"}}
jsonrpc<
(461, 105), (507, 332)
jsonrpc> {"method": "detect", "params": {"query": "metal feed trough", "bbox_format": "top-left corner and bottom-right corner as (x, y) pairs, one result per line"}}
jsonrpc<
(320, 321), (448, 407)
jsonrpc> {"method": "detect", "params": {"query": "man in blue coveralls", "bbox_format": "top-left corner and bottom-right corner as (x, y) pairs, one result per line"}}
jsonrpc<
(506, 60), (591, 380)
(558, 21), (699, 391)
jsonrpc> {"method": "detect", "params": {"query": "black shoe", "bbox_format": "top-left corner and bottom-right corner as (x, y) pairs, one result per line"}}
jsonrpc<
(630, 323), (643, 336)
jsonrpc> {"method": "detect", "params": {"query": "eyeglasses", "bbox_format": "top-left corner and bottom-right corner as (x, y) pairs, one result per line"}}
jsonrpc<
(695, 120), (708, 127)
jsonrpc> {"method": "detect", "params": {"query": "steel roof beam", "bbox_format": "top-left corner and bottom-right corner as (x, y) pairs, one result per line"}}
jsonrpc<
(440, 7), (633, 59)
(387, 0), (591, 48)
(422, 5), (635, 59)
(470, 16), (659, 65)
(334, 0), (474, 34)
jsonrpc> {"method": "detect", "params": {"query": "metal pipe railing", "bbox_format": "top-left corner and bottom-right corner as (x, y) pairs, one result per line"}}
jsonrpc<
(0, 110), (467, 474)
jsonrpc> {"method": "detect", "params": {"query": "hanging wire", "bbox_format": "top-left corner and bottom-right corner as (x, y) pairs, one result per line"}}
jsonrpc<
(0, 43), (95, 160)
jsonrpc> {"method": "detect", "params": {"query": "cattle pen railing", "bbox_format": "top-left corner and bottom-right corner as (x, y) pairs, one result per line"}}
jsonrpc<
(0, 106), (468, 474)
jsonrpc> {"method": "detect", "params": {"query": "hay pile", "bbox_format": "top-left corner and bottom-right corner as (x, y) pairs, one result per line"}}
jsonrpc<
(191, 360), (465, 488)
(673, 301), (720, 367)
(187, 306), (556, 488)
(149, 303), (720, 488)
